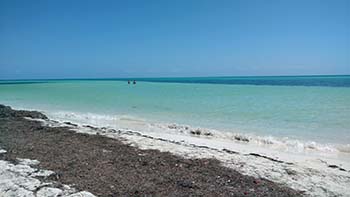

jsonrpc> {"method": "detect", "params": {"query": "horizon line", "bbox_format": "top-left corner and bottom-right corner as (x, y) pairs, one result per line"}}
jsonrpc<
(1, 74), (350, 81)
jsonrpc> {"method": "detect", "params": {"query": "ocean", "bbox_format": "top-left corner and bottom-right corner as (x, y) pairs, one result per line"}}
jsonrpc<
(1, 75), (350, 196)
(0, 75), (350, 153)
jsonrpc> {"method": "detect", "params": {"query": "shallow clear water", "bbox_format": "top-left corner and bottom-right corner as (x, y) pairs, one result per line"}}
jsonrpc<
(0, 76), (349, 145)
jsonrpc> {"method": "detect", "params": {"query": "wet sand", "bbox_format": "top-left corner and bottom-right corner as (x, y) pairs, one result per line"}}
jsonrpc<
(0, 104), (302, 196)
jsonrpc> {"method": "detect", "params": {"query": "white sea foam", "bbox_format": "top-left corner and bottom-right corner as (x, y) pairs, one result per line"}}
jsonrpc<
(45, 110), (349, 156)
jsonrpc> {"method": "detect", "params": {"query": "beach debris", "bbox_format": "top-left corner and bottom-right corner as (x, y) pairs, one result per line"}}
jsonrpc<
(203, 131), (213, 136)
(2, 104), (348, 196)
(176, 180), (195, 188)
(328, 165), (346, 172)
(63, 121), (78, 127)
(234, 135), (250, 142)
(319, 159), (348, 172)
(0, 104), (48, 119)
(83, 125), (98, 130)
(168, 124), (178, 129)
(248, 153), (293, 165)
(190, 129), (201, 135)
(222, 148), (238, 154)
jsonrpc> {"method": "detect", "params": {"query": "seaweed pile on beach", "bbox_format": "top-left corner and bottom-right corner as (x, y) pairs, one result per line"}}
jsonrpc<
(0, 104), (302, 196)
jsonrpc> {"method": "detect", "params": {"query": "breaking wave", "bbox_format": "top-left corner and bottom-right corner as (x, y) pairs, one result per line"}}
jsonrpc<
(44, 110), (349, 155)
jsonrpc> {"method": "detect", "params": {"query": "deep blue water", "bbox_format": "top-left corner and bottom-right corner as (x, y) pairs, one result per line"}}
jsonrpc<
(129, 75), (350, 87)
(1, 75), (350, 87)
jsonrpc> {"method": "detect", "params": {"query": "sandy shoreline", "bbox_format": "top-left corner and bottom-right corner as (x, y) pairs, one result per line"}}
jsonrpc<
(40, 107), (350, 196)
(0, 104), (303, 196)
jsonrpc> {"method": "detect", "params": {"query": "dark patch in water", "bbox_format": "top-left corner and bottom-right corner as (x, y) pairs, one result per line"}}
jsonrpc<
(0, 81), (47, 85)
(130, 76), (350, 87)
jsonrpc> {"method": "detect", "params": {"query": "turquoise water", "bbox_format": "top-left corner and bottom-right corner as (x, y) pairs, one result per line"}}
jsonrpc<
(0, 76), (350, 145)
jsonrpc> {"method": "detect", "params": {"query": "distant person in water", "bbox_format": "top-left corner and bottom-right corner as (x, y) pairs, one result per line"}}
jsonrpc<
(133, 80), (136, 85)
(128, 80), (130, 84)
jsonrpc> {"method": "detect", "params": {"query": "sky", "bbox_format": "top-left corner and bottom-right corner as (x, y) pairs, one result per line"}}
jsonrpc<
(0, 0), (349, 79)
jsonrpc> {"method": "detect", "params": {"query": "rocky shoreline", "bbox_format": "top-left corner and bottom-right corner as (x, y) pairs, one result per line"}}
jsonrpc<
(0, 104), (302, 196)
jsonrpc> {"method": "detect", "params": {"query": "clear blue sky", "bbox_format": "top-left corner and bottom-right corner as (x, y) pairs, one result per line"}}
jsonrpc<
(0, 0), (349, 79)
